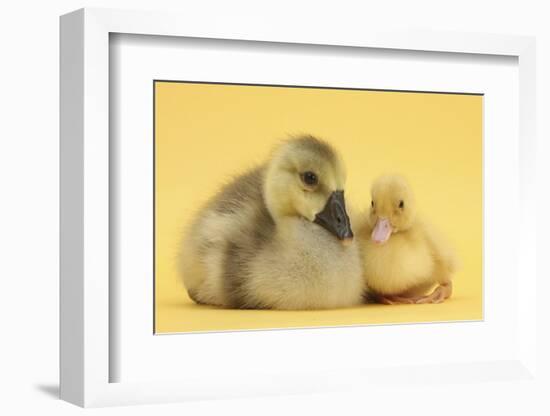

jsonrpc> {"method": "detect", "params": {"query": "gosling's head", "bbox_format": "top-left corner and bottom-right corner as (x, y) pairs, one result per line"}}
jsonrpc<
(368, 174), (416, 244)
(264, 135), (353, 244)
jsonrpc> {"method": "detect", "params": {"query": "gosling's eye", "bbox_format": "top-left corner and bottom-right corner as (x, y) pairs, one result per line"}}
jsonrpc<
(371, 200), (374, 208)
(301, 171), (318, 187)
(399, 200), (404, 209)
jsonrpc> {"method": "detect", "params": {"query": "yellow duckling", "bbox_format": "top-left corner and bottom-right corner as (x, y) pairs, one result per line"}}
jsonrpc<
(179, 136), (364, 310)
(358, 174), (458, 304)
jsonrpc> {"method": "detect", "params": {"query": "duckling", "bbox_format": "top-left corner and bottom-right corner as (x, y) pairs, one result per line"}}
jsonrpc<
(358, 174), (458, 304)
(179, 136), (364, 310)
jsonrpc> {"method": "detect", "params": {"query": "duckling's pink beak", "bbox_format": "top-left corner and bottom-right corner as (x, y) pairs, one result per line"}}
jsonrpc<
(371, 218), (392, 244)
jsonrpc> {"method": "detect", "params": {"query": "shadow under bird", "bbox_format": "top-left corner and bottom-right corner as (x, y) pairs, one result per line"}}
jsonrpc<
(179, 135), (364, 309)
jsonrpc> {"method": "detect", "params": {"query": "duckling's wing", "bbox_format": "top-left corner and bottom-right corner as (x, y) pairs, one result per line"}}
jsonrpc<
(420, 219), (460, 279)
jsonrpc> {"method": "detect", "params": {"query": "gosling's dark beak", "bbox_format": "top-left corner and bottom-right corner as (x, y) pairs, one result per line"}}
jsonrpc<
(314, 190), (354, 244)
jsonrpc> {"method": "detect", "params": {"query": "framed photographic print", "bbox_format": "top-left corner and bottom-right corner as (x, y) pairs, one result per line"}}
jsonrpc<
(60, 7), (541, 408)
(153, 81), (483, 334)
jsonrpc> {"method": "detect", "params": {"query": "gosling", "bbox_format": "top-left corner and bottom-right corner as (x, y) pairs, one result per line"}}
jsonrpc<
(179, 136), (364, 310)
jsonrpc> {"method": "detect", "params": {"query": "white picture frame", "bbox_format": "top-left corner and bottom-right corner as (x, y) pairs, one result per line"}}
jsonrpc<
(60, 7), (539, 408)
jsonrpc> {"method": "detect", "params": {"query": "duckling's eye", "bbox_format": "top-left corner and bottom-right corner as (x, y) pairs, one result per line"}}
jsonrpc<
(399, 200), (404, 209)
(300, 171), (318, 187)
(371, 200), (374, 208)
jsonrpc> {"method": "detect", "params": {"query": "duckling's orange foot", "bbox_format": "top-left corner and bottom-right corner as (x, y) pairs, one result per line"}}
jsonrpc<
(378, 294), (416, 305)
(414, 282), (453, 304)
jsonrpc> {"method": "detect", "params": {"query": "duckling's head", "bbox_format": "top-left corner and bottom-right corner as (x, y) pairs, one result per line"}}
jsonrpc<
(264, 135), (354, 244)
(368, 174), (416, 244)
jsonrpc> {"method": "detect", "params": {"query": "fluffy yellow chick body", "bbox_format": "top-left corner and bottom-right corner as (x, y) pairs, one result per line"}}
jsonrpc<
(358, 175), (458, 304)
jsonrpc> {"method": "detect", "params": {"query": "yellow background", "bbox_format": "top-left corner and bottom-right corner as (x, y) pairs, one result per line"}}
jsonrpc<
(155, 81), (483, 333)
